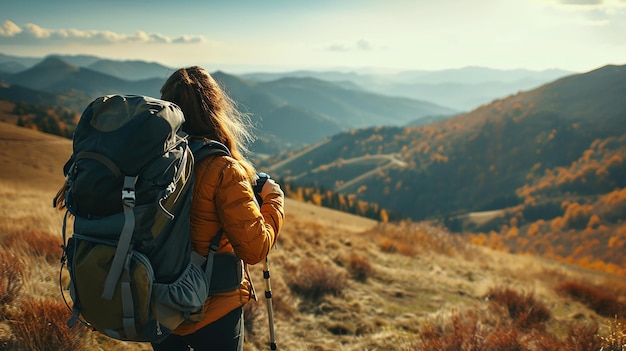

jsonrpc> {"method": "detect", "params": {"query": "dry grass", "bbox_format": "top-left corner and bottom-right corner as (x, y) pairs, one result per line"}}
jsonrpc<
(371, 220), (471, 257)
(3, 229), (63, 264)
(3, 124), (626, 351)
(599, 317), (626, 351)
(556, 280), (626, 318)
(0, 248), (24, 308)
(8, 298), (89, 351)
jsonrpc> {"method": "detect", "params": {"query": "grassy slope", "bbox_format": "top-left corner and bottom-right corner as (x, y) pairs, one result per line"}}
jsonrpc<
(1, 123), (625, 350)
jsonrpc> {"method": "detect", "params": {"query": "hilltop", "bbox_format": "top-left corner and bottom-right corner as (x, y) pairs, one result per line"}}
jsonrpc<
(1, 123), (625, 350)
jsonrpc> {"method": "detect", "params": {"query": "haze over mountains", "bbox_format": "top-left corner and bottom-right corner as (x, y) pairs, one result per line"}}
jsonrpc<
(0, 53), (572, 109)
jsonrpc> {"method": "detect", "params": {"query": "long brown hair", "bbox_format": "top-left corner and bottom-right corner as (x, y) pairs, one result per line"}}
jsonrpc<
(160, 66), (257, 181)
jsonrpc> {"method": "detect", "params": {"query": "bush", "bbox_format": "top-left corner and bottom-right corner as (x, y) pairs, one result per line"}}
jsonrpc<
(565, 321), (602, 351)
(0, 249), (24, 307)
(349, 253), (373, 282)
(9, 298), (88, 351)
(557, 280), (626, 318)
(288, 259), (347, 300)
(414, 310), (553, 351)
(485, 287), (551, 329)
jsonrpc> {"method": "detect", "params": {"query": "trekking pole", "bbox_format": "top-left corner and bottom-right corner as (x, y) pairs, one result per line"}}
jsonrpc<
(253, 172), (278, 350)
(263, 256), (277, 350)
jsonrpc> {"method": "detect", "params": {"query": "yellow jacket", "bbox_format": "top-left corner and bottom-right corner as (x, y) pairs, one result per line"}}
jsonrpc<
(173, 154), (284, 336)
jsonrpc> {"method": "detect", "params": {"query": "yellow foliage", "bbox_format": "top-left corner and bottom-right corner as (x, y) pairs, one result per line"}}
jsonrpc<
(587, 214), (601, 230)
(380, 209), (389, 223)
(551, 216), (565, 232)
(506, 226), (519, 239)
(469, 233), (487, 246)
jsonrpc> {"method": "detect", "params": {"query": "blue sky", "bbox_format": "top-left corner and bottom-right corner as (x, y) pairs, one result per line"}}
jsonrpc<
(1, 0), (626, 73)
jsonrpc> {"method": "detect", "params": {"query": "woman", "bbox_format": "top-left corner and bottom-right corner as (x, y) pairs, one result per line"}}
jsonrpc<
(155, 66), (285, 350)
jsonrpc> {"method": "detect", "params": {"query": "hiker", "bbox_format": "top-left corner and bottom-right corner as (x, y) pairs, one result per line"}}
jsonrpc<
(153, 66), (285, 351)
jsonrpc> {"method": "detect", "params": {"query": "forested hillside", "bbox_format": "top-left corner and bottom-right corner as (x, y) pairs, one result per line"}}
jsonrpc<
(259, 64), (626, 276)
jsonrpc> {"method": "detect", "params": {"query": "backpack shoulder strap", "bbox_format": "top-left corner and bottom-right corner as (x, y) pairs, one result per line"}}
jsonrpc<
(190, 140), (231, 162)
(188, 140), (233, 291)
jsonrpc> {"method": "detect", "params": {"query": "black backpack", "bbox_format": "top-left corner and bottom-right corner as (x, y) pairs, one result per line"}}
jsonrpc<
(56, 95), (239, 342)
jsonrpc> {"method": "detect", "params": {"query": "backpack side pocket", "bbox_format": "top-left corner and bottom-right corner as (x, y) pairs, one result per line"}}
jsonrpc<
(152, 262), (208, 329)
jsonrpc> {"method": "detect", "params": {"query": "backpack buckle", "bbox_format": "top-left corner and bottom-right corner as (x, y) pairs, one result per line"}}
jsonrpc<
(122, 189), (136, 206)
(121, 176), (138, 207)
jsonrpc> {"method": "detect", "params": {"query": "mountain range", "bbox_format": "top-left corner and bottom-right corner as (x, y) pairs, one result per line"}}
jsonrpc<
(241, 66), (574, 111)
(0, 54), (459, 153)
(0, 53), (572, 111)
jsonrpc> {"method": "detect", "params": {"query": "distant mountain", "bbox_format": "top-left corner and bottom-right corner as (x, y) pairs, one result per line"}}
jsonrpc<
(0, 82), (61, 107)
(243, 67), (574, 111)
(258, 76), (455, 129)
(261, 64), (626, 222)
(87, 59), (174, 80)
(0, 61), (28, 74)
(0, 53), (40, 69)
(1, 57), (456, 153)
(390, 66), (572, 84)
(211, 72), (457, 150)
(5, 56), (164, 100)
(2, 51), (572, 113)
(0, 53), (173, 80)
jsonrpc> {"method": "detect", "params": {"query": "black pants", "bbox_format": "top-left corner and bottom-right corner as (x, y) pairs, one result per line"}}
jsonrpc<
(151, 307), (244, 351)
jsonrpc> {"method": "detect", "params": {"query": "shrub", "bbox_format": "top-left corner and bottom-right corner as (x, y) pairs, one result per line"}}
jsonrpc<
(410, 307), (597, 350)
(348, 253), (373, 282)
(9, 298), (88, 351)
(557, 280), (626, 318)
(288, 259), (347, 300)
(485, 287), (551, 329)
(415, 311), (526, 351)
(565, 321), (602, 351)
(0, 249), (24, 307)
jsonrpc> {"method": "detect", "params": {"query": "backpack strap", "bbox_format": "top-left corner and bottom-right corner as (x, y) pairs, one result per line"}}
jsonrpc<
(204, 229), (224, 290)
(190, 139), (232, 160)
(101, 176), (138, 300)
(97, 175), (139, 338)
(189, 139), (231, 289)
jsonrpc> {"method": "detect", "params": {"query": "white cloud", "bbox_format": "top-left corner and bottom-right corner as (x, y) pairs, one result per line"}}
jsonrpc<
(0, 20), (21, 36)
(326, 39), (376, 52)
(356, 39), (372, 51)
(0, 20), (208, 45)
(173, 35), (207, 44)
(559, 0), (603, 5)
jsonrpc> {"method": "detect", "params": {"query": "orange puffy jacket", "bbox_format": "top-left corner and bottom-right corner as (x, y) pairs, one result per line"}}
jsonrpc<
(173, 153), (284, 336)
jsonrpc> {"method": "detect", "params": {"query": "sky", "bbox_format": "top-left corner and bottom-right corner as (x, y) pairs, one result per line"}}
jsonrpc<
(1, 0), (626, 74)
